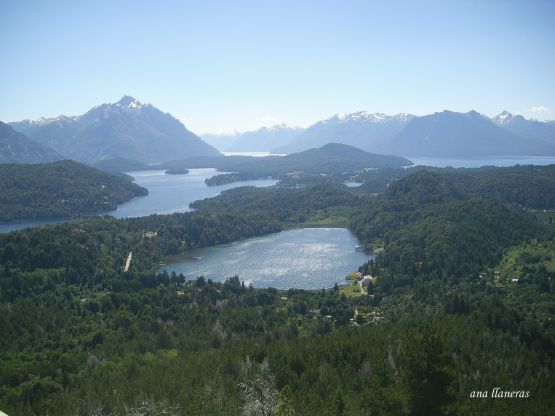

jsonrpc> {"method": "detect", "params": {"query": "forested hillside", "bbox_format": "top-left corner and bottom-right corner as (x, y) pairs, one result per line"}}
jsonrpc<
(0, 160), (147, 222)
(0, 167), (554, 415)
(0, 122), (62, 164)
(165, 143), (412, 186)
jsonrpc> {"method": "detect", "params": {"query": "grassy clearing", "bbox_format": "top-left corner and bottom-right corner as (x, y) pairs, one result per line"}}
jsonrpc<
(340, 281), (365, 297)
(497, 240), (555, 280)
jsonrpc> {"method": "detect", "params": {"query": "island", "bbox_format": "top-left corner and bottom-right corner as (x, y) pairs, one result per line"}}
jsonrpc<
(165, 167), (190, 175)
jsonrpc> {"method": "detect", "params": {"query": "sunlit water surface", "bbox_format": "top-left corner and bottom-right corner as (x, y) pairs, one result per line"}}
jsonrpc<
(159, 227), (372, 289)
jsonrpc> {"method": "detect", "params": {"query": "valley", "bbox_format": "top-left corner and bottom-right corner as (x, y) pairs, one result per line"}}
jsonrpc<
(1, 154), (554, 415)
(2, 3), (554, 415)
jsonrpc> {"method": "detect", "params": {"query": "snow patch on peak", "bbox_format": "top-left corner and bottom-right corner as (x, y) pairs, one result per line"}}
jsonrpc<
(116, 95), (143, 109)
(325, 111), (413, 124)
(493, 111), (514, 125)
(394, 113), (414, 122)
(32, 117), (52, 125)
(26, 115), (76, 126)
(350, 111), (385, 121)
(266, 123), (289, 131)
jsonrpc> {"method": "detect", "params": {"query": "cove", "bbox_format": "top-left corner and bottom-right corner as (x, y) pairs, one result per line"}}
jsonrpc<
(159, 227), (372, 290)
(112, 168), (278, 218)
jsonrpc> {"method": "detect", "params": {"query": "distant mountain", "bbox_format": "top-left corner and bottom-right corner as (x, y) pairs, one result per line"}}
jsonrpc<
(382, 110), (554, 157)
(227, 124), (304, 152)
(273, 110), (555, 157)
(492, 111), (555, 143)
(202, 124), (304, 152)
(0, 121), (62, 163)
(200, 131), (240, 151)
(282, 143), (412, 171)
(161, 143), (412, 183)
(273, 112), (414, 154)
(10, 96), (222, 164)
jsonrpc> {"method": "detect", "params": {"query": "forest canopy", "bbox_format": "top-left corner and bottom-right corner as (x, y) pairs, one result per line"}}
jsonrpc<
(0, 160), (147, 222)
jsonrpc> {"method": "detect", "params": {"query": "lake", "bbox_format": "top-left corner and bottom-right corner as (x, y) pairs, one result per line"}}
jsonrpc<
(159, 227), (372, 289)
(112, 168), (277, 218)
(0, 168), (277, 233)
(408, 155), (555, 168)
(222, 151), (287, 157)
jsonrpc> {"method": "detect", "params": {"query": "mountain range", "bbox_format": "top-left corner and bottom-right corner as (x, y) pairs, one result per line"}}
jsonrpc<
(4, 98), (555, 165)
(273, 112), (414, 154)
(201, 109), (555, 157)
(272, 110), (555, 157)
(9, 96), (221, 164)
(493, 110), (555, 142)
(202, 124), (304, 152)
(379, 110), (536, 157)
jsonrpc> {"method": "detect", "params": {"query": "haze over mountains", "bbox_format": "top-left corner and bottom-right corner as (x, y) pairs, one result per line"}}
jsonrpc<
(273, 110), (555, 157)
(493, 111), (555, 142)
(202, 124), (304, 152)
(201, 109), (555, 157)
(381, 110), (543, 157)
(3, 96), (555, 166)
(9, 96), (221, 164)
(273, 112), (414, 154)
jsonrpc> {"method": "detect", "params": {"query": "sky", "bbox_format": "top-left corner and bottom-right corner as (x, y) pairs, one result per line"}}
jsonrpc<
(1, 0), (554, 134)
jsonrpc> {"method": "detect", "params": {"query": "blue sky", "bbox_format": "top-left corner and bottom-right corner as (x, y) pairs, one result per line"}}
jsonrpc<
(1, 0), (554, 133)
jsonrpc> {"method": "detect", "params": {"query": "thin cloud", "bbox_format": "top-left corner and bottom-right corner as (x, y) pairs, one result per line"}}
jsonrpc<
(261, 116), (277, 123)
(530, 105), (550, 113)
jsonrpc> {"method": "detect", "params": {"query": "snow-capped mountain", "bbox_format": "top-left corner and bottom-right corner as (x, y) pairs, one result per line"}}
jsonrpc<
(492, 111), (555, 143)
(492, 110), (515, 125)
(273, 112), (415, 153)
(381, 110), (525, 157)
(381, 110), (555, 157)
(274, 109), (555, 157)
(322, 111), (414, 124)
(10, 96), (221, 164)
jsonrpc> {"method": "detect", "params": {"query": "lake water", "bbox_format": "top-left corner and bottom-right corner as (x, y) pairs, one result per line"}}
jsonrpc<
(0, 168), (277, 233)
(0, 218), (72, 234)
(112, 168), (277, 218)
(159, 227), (372, 289)
(222, 151), (287, 157)
(408, 155), (555, 168)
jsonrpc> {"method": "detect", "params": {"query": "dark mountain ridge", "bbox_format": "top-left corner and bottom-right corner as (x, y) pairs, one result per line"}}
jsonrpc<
(0, 122), (63, 163)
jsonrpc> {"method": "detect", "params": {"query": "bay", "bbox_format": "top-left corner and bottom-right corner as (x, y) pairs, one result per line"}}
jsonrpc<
(111, 168), (277, 218)
(0, 168), (277, 233)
